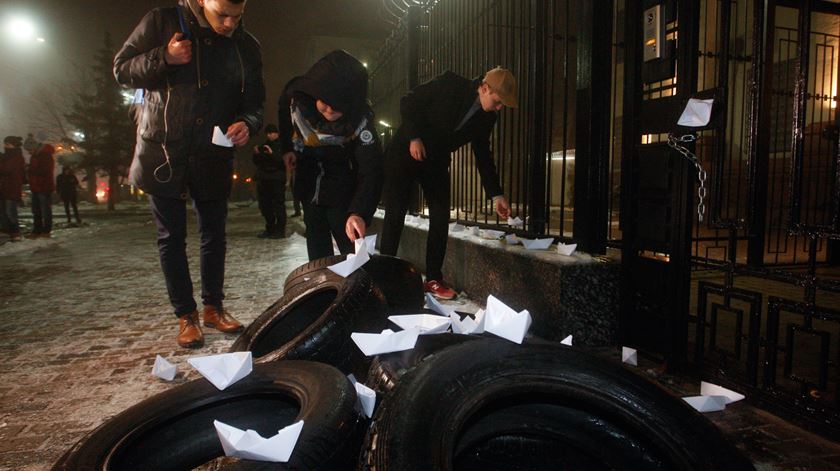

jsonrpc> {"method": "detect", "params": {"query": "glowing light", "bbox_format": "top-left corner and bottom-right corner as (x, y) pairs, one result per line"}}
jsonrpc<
(95, 189), (107, 203)
(35, 37), (45, 43)
(5, 17), (36, 42)
(232, 173), (239, 180)
(362, 62), (368, 68)
(245, 177), (252, 183)
(378, 120), (391, 128)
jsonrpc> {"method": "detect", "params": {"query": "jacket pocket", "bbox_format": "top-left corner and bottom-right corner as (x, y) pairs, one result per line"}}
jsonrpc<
(138, 89), (185, 143)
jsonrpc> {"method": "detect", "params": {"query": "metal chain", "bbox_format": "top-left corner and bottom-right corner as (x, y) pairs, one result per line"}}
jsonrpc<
(667, 133), (707, 222)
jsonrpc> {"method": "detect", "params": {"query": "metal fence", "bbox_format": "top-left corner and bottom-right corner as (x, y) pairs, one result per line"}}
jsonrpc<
(369, 0), (578, 237)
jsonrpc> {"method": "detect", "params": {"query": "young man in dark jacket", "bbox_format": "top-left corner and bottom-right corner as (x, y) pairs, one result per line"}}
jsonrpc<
(279, 50), (383, 260)
(251, 124), (286, 238)
(0, 136), (26, 242)
(380, 68), (516, 300)
(114, 0), (265, 348)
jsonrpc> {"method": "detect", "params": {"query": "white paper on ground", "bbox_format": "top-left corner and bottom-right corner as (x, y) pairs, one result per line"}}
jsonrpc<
(214, 420), (304, 462)
(480, 229), (506, 240)
(561, 334), (573, 346)
(351, 328), (421, 356)
(388, 314), (452, 335)
(353, 382), (377, 418)
(188, 352), (253, 390)
(328, 239), (371, 277)
(622, 347), (638, 366)
(363, 234), (377, 254)
(484, 295), (531, 344)
(507, 216), (524, 228)
(449, 222), (465, 233)
(682, 395), (727, 413)
(677, 98), (714, 127)
(212, 126), (234, 147)
(505, 234), (520, 245)
(700, 381), (745, 404)
(556, 242), (578, 256)
(152, 354), (177, 381)
(424, 292), (456, 317)
(521, 238), (554, 250)
(450, 308), (485, 335)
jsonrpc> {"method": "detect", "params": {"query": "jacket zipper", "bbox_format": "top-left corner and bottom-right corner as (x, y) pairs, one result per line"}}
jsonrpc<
(235, 43), (244, 93)
(313, 161), (325, 204)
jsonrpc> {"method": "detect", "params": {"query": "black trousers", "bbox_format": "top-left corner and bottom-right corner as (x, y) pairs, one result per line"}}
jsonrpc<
(149, 195), (228, 317)
(380, 151), (451, 282)
(61, 193), (81, 223)
(302, 201), (354, 260)
(255, 178), (286, 235)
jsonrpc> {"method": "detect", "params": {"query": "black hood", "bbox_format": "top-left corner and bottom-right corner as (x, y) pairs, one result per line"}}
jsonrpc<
(285, 50), (369, 120)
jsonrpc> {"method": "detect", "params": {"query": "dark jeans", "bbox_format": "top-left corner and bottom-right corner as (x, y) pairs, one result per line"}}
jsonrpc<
(62, 194), (81, 223)
(31, 192), (53, 234)
(381, 153), (451, 281)
(149, 195), (228, 317)
(1, 199), (20, 234)
(256, 178), (286, 235)
(302, 201), (353, 260)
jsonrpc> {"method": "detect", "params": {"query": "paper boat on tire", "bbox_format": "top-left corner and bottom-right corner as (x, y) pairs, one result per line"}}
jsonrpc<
(188, 352), (252, 391)
(388, 314), (452, 335)
(484, 295), (532, 344)
(214, 419), (304, 462)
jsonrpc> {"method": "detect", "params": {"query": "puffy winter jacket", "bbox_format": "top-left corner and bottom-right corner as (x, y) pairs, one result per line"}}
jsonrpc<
(0, 148), (26, 200)
(28, 146), (55, 193)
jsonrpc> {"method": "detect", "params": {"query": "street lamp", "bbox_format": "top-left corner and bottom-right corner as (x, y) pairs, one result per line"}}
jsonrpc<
(5, 16), (36, 42)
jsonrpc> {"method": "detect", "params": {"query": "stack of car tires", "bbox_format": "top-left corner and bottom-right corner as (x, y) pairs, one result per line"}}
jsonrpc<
(53, 255), (754, 470)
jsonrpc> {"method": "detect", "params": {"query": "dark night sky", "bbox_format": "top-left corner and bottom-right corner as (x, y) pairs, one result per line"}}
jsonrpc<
(0, 0), (393, 140)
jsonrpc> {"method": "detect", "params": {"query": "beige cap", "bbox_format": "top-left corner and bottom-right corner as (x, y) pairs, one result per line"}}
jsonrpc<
(483, 67), (518, 108)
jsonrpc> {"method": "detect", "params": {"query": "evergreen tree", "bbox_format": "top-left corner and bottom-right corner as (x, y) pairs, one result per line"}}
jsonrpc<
(66, 32), (135, 210)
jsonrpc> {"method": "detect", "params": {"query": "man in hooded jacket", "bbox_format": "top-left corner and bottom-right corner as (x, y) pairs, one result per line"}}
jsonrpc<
(278, 49), (383, 260)
(114, 0), (265, 348)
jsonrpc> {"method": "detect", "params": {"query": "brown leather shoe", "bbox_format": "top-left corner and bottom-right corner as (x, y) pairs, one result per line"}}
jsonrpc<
(203, 305), (244, 333)
(177, 311), (204, 348)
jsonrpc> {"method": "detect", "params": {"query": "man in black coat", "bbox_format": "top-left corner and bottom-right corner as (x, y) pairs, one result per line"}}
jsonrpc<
(252, 124), (286, 238)
(380, 68), (516, 300)
(114, 0), (265, 348)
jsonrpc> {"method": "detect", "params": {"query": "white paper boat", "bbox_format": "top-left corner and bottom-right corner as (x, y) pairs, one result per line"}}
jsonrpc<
(520, 238), (554, 250)
(700, 381), (745, 404)
(328, 239), (370, 277)
(188, 352), (252, 391)
(214, 419), (303, 462)
(450, 308), (485, 335)
(351, 328), (420, 356)
(388, 314), (452, 335)
(484, 295), (531, 344)
(556, 242), (577, 256)
(622, 347), (637, 366)
(152, 354), (177, 381)
(683, 395), (727, 413)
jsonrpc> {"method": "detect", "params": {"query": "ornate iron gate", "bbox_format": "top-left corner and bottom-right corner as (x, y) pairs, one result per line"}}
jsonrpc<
(620, 0), (840, 437)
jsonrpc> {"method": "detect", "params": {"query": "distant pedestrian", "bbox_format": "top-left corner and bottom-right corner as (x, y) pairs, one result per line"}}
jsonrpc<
(56, 167), (83, 226)
(252, 124), (286, 238)
(115, 0), (265, 348)
(28, 144), (56, 238)
(279, 49), (383, 260)
(23, 133), (39, 155)
(0, 136), (26, 242)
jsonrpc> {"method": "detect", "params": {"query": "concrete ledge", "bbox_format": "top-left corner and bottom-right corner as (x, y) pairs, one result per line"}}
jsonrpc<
(370, 215), (620, 346)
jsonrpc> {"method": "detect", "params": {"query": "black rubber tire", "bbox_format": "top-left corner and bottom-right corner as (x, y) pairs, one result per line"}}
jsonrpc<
(52, 361), (364, 471)
(360, 338), (754, 471)
(360, 255), (424, 311)
(365, 331), (478, 396)
(283, 255), (424, 312)
(283, 255), (346, 300)
(231, 269), (388, 380)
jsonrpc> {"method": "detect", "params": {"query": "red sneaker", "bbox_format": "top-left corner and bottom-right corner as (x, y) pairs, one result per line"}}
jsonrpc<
(424, 279), (456, 300)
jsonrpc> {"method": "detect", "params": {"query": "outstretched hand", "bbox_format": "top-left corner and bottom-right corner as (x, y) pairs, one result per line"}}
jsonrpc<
(226, 122), (249, 147)
(345, 215), (366, 241)
(494, 196), (511, 219)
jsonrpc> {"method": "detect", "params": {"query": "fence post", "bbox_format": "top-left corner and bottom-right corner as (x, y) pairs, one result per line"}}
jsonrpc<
(527, 0), (548, 235)
(573, 0), (613, 254)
